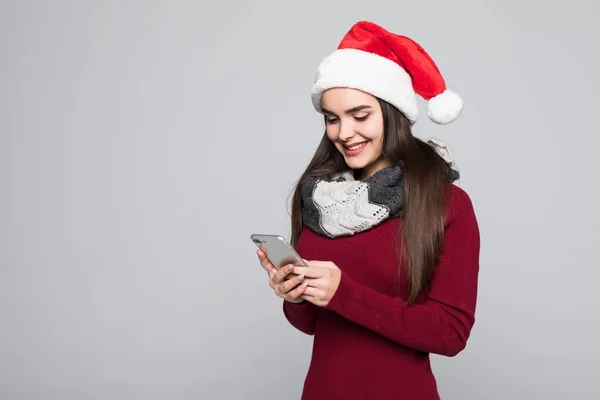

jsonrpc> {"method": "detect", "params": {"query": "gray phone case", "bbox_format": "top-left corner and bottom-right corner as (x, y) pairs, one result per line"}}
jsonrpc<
(251, 234), (308, 268)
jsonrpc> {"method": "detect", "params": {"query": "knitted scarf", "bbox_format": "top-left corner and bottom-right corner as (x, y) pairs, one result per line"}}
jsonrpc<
(300, 138), (459, 238)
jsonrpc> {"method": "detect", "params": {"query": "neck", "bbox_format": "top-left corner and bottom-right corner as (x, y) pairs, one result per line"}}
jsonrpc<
(355, 157), (393, 181)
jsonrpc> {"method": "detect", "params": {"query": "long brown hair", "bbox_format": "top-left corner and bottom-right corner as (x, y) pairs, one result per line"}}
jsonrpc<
(289, 97), (452, 304)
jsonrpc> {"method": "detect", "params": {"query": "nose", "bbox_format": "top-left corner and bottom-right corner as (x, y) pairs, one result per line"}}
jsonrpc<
(338, 120), (356, 142)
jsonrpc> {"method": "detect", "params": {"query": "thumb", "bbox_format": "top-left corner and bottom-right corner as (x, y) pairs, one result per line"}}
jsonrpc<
(306, 260), (333, 268)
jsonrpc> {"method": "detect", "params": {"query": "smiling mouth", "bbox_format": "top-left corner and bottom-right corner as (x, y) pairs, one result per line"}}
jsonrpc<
(343, 141), (368, 150)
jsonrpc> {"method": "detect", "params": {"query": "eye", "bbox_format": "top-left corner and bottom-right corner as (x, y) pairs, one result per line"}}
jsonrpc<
(325, 117), (339, 124)
(354, 114), (369, 121)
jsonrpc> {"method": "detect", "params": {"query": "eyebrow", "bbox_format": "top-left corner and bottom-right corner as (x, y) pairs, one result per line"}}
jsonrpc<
(321, 105), (373, 115)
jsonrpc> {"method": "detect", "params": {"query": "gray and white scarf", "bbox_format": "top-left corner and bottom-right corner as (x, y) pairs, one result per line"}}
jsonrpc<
(300, 138), (460, 238)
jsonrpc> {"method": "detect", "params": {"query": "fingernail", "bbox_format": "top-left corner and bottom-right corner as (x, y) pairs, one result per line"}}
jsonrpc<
(287, 264), (293, 271)
(301, 281), (308, 288)
(297, 274), (304, 281)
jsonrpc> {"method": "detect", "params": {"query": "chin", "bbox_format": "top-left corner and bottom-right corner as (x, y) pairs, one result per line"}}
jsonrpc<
(343, 155), (373, 170)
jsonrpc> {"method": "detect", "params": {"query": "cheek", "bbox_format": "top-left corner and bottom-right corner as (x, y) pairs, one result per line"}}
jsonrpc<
(325, 126), (338, 141)
(363, 121), (384, 143)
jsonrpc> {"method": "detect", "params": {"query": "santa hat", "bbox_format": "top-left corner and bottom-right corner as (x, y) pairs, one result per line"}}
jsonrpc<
(311, 21), (463, 125)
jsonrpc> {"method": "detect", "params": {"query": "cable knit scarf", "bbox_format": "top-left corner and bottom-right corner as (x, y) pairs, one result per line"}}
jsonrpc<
(300, 138), (460, 238)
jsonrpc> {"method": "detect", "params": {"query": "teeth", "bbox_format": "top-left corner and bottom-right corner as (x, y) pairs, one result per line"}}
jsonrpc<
(348, 142), (366, 150)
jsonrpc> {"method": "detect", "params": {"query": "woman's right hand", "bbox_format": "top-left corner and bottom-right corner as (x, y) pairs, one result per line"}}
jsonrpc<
(257, 249), (308, 303)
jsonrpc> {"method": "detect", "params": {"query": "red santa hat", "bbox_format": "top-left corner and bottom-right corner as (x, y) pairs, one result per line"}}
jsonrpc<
(311, 21), (463, 125)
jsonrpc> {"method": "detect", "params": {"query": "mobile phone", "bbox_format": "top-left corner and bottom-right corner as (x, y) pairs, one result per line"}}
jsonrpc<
(250, 234), (308, 268)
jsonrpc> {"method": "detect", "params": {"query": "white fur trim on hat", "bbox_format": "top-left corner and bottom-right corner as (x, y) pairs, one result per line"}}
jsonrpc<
(311, 48), (419, 123)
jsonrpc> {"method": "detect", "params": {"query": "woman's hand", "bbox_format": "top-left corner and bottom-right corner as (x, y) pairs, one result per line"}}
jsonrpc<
(292, 261), (342, 307)
(257, 249), (308, 303)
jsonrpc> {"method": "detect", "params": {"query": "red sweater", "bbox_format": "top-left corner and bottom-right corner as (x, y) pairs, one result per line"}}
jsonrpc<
(283, 184), (480, 400)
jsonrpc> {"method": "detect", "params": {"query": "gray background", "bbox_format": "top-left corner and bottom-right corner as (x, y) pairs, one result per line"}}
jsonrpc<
(1, 1), (598, 399)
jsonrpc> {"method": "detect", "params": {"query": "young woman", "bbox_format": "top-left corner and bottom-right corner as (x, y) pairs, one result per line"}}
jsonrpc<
(257, 21), (480, 399)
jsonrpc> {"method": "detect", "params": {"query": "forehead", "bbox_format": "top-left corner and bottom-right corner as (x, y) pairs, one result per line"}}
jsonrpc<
(321, 88), (377, 110)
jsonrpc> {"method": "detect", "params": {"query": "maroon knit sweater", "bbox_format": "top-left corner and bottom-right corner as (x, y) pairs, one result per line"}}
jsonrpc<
(283, 184), (480, 400)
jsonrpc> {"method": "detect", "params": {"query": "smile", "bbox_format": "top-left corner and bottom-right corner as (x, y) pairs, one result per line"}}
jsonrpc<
(343, 141), (368, 156)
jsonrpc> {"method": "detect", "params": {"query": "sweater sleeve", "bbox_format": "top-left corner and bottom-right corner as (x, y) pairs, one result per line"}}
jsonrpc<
(323, 187), (480, 356)
(282, 299), (319, 335)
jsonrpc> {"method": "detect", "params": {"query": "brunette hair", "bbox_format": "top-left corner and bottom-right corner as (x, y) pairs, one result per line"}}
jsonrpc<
(289, 97), (453, 303)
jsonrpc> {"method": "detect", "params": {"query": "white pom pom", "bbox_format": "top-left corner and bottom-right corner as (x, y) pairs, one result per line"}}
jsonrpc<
(428, 89), (463, 124)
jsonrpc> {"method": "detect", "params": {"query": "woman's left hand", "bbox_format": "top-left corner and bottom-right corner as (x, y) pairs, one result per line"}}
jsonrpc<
(292, 261), (342, 307)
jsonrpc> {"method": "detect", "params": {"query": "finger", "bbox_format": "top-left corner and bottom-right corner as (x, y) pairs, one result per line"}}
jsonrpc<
(301, 286), (322, 298)
(286, 280), (309, 300)
(305, 260), (332, 268)
(299, 292), (318, 305)
(257, 250), (277, 276)
(271, 263), (295, 285)
(294, 283), (320, 302)
(278, 273), (306, 295)
(291, 266), (322, 279)
(299, 295), (316, 305)
(256, 249), (273, 269)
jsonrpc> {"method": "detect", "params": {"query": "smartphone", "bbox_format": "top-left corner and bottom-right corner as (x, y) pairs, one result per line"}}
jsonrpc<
(250, 234), (308, 268)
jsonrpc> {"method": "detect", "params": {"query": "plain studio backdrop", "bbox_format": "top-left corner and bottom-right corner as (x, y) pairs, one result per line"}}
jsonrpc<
(1, 1), (599, 399)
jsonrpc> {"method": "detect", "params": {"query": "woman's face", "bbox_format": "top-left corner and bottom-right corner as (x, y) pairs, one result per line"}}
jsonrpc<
(321, 88), (390, 179)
